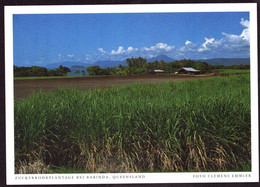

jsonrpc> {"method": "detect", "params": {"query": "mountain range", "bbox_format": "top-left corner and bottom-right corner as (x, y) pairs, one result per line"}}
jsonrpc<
(45, 55), (250, 69)
(147, 54), (175, 62)
(46, 61), (89, 69)
(46, 60), (126, 69)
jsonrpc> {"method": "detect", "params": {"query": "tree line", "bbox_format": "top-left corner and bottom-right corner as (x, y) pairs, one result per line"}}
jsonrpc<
(14, 65), (71, 77)
(14, 58), (250, 77)
(86, 57), (250, 76)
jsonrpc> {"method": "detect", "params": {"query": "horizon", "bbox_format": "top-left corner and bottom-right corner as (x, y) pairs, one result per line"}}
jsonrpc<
(13, 55), (251, 68)
(13, 12), (250, 67)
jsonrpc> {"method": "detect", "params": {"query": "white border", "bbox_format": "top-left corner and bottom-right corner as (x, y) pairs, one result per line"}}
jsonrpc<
(5, 3), (258, 185)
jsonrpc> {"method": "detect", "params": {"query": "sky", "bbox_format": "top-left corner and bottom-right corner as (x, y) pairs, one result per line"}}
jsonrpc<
(13, 12), (250, 66)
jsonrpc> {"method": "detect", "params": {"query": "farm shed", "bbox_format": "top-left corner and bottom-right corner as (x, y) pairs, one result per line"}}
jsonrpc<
(150, 69), (165, 74)
(154, 69), (164, 73)
(177, 67), (201, 75)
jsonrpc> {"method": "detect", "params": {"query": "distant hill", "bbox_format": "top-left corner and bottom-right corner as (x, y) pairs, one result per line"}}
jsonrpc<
(46, 60), (127, 69)
(71, 65), (86, 68)
(91, 60), (127, 68)
(196, 58), (250, 66)
(148, 55), (175, 62)
(46, 61), (89, 69)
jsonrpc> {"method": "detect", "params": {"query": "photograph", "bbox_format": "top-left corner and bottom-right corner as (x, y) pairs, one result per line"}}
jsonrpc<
(5, 3), (258, 185)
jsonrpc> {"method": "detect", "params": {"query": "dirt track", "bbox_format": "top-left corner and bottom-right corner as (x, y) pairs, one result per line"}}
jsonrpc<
(14, 74), (209, 100)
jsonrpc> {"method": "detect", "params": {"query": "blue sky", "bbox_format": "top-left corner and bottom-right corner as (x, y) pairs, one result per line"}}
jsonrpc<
(13, 12), (250, 66)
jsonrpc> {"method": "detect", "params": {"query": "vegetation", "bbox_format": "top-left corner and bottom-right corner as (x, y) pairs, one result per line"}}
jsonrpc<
(14, 65), (71, 77)
(214, 64), (250, 70)
(15, 74), (250, 173)
(16, 160), (50, 174)
(14, 57), (250, 78)
(86, 58), (250, 76)
(86, 58), (214, 76)
(86, 65), (108, 75)
(211, 69), (250, 76)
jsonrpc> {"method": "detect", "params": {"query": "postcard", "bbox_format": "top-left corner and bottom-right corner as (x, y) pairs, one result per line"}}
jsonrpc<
(5, 3), (258, 185)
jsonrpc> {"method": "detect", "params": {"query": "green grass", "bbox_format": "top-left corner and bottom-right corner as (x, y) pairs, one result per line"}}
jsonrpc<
(14, 75), (251, 173)
(211, 69), (250, 76)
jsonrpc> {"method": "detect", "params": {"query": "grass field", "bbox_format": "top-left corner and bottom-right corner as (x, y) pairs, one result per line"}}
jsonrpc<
(14, 74), (251, 173)
(14, 74), (208, 100)
(212, 69), (250, 75)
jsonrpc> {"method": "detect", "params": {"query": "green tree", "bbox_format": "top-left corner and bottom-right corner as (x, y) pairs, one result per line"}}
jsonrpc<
(118, 64), (124, 69)
(126, 57), (147, 68)
(14, 66), (31, 77)
(56, 65), (71, 75)
(153, 60), (160, 69)
(164, 63), (177, 74)
(106, 67), (117, 75)
(14, 66), (49, 77)
(86, 66), (103, 75)
(195, 61), (207, 70)
(134, 67), (145, 74)
(144, 63), (154, 73)
(122, 66), (133, 75)
(31, 66), (48, 76)
(48, 70), (61, 76)
(159, 60), (166, 69)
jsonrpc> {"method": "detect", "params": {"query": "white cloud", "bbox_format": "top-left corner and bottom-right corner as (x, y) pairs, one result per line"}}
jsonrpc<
(194, 18), (249, 57)
(126, 46), (138, 53)
(67, 54), (74, 58)
(198, 37), (216, 52)
(109, 46), (138, 55)
(240, 18), (250, 41)
(178, 41), (198, 58)
(111, 46), (125, 55)
(202, 38), (214, 48)
(177, 18), (250, 59)
(222, 18), (250, 42)
(240, 28), (250, 41)
(240, 18), (249, 28)
(222, 20), (249, 43)
(98, 48), (107, 54)
(185, 40), (192, 45)
(127, 46), (134, 52)
(143, 43), (175, 52)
